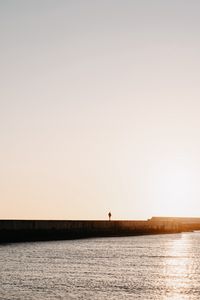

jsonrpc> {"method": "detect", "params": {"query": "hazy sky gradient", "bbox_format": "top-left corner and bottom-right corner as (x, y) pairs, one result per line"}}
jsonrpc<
(1, 1), (200, 219)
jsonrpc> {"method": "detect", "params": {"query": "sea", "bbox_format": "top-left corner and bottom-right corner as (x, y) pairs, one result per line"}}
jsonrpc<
(1, 232), (200, 299)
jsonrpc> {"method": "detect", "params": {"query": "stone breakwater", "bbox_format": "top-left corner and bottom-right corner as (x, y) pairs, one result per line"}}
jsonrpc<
(0, 219), (182, 243)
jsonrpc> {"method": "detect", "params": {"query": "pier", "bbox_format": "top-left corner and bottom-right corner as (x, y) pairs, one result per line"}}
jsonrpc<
(0, 219), (183, 243)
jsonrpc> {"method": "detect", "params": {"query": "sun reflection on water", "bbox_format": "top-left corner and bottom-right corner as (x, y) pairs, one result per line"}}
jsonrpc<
(162, 233), (195, 300)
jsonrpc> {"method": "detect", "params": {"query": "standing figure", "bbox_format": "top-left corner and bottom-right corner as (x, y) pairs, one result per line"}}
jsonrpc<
(108, 211), (112, 221)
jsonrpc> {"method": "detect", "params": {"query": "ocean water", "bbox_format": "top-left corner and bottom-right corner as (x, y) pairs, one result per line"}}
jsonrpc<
(1, 233), (200, 299)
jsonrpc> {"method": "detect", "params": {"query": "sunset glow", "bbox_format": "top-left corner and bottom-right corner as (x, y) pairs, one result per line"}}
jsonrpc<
(1, 1), (200, 220)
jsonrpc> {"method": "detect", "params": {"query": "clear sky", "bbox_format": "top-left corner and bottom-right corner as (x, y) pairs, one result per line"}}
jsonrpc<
(1, 1), (200, 220)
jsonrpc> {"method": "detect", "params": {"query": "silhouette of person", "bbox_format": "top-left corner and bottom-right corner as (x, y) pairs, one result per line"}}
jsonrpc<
(108, 212), (111, 221)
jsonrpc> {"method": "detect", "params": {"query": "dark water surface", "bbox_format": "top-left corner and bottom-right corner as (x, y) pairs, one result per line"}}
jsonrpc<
(1, 233), (200, 299)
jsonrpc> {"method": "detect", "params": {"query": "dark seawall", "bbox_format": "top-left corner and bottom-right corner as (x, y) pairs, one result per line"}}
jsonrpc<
(0, 219), (182, 243)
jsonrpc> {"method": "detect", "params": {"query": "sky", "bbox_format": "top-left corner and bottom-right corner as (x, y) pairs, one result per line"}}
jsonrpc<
(1, 1), (200, 220)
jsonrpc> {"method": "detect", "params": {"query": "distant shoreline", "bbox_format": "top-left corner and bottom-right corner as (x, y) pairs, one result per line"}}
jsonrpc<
(0, 219), (186, 243)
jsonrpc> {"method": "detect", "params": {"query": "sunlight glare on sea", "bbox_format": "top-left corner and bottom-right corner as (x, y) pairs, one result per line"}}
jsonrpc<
(1, 233), (200, 299)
